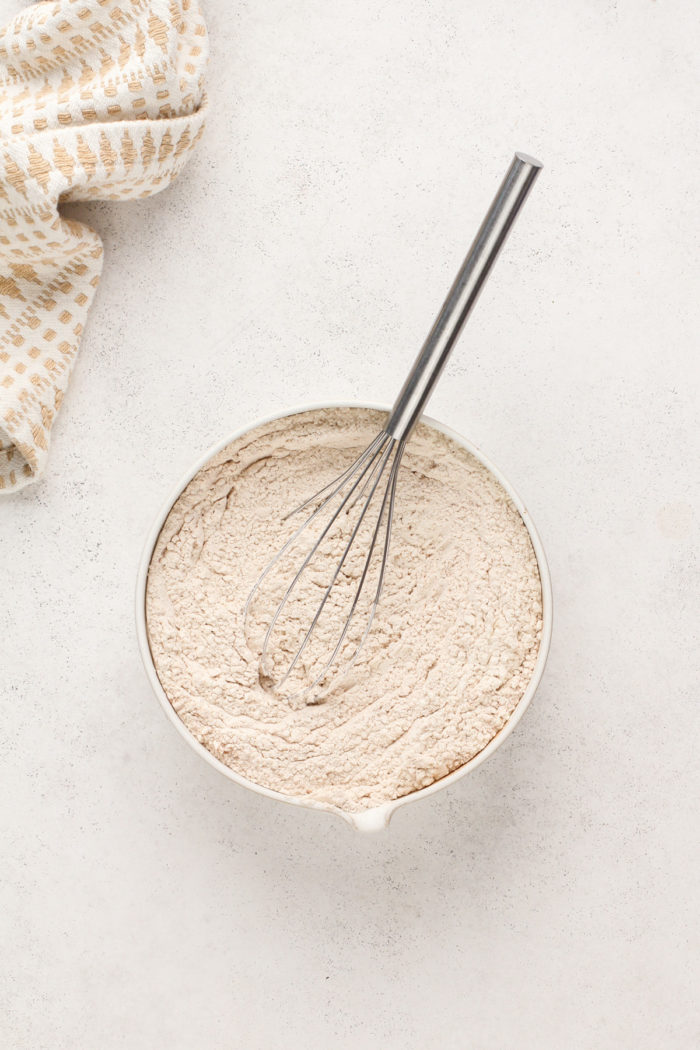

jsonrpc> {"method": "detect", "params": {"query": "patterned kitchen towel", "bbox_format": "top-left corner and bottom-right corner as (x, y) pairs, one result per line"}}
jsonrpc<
(0, 0), (208, 492)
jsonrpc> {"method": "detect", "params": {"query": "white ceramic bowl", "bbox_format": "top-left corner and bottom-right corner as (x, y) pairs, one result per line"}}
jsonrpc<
(136, 402), (553, 832)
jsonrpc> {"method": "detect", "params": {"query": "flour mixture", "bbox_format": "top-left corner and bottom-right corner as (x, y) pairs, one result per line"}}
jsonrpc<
(146, 407), (542, 811)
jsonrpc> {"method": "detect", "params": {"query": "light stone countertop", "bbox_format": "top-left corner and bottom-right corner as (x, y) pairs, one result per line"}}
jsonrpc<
(3, 1), (700, 1047)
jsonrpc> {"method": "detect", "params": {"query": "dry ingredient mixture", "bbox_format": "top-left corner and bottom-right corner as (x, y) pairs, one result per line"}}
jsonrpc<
(146, 408), (542, 812)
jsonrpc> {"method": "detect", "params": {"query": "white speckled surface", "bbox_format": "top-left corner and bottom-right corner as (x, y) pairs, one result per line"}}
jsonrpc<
(3, 0), (700, 1046)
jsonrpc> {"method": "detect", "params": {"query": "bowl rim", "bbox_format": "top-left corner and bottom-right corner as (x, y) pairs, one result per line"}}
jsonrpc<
(135, 400), (553, 833)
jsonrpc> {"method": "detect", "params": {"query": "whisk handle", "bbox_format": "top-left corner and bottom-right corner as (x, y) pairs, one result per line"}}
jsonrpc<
(385, 152), (542, 441)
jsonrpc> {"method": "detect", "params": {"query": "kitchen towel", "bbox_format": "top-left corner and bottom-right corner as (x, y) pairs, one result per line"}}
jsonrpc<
(0, 0), (208, 492)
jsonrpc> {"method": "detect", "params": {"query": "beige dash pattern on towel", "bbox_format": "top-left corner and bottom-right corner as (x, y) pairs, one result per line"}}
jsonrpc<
(0, 0), (208, 492)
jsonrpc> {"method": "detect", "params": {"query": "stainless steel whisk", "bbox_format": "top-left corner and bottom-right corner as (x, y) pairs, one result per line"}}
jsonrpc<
(245, 153), (542, 704)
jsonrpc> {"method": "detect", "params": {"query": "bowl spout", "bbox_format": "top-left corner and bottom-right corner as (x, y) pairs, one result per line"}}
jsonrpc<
(342, 803), (394, 833)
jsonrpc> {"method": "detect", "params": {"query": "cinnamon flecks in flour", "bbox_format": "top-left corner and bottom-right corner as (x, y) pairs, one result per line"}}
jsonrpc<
(145, 407), (542, 812)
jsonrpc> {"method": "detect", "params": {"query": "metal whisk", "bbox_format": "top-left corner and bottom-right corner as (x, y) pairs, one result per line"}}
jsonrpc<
(245, 152), (542, 704)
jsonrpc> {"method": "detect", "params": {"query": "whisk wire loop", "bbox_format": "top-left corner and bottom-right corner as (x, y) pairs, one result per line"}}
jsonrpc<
(271, 436), (399, 693)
